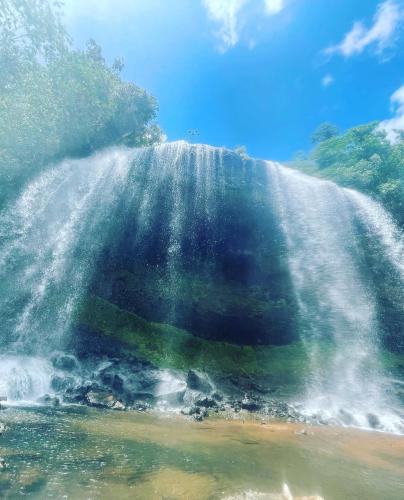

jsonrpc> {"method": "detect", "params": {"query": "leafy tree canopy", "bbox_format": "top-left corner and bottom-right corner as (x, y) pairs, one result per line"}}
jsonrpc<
(0, 0), (162, 207)
(292, 122), (404, 227)
(311, 122), (339, 145)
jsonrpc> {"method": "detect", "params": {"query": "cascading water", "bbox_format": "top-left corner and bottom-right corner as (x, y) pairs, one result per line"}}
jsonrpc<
(268, 162), (404, 432)
(0, 141), (402, 433)
(0, 147), (136, 401)
(0, 142), (232, 402)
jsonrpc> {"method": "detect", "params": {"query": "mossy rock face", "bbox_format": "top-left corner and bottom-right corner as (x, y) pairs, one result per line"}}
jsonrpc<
(89, 151), (297, 346)
(75, 294), (307, 391)
(74, 294), (404, 393)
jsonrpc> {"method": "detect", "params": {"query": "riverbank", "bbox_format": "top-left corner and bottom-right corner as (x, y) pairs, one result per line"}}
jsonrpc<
(0, 406), (403, 499)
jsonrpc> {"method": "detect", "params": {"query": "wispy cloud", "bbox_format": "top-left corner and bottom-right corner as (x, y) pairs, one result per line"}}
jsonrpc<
(378, 85), (404, 142)
(264, 0), (284, 15)
(325, 1), (404, 58)
(321, 74), (335, 88)
(202, 0), (248, 52)
(203, 0), (285, 52)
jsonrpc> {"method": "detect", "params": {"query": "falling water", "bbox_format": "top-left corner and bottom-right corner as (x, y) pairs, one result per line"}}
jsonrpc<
(268, 162), (404, 432)
(0, 142), (233, 402)
(0, 147), (136, 401)
(0, 142), (403, 433)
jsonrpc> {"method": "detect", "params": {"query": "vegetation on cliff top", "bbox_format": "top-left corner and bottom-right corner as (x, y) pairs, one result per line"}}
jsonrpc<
(0, 0), (162, 207)
(291, 122), (404, 227)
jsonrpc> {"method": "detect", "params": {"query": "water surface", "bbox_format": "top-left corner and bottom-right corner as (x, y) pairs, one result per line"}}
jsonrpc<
(0, 407), (403, 499)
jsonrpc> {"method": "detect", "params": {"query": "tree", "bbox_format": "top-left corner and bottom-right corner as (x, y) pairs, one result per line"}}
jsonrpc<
(306, 122), (404, 227)
(311, 122), (339, 145)
(0, 0), (162, 208)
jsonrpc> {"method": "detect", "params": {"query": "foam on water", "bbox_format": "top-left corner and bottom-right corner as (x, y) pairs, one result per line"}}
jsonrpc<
(0, 356), (54, 404)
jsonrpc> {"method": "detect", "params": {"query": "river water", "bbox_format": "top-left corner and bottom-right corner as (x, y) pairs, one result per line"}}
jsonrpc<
(0, 407), (403, 499)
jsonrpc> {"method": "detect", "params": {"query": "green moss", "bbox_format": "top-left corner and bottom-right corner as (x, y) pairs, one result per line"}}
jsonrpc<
(75, 294), (306, 388)
(75, 295), (404, 393)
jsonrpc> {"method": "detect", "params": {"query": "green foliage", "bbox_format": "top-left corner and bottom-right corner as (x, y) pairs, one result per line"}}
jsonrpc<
(311, 122), (339, 144)
(293, 122), (404, 227)
(0, 0), (162, 207)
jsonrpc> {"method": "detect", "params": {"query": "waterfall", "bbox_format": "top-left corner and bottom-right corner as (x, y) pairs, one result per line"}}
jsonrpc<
(0, 141), (402, 433)
(0, 147), (136, 401)
(268, 162), (404, 432)
(0, 142), (235, 402)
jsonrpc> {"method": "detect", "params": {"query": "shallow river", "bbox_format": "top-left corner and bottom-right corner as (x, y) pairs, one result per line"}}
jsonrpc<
(0, 406), (403, 499)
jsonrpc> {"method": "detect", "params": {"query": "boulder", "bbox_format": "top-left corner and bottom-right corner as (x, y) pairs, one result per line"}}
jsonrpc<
(51, 375), (76, 393)
(52, 354), (79, 372)
(195, 397), (218, 408)
(367, 413), (381, 429)
(240, 395), (263, 412)
(186, 370), (213, 393)
(112, 400), (126, 411)
(86, 390), (117, 409)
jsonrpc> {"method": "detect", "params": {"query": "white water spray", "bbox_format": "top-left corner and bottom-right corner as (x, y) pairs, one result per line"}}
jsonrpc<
(268, 162), (403, 432)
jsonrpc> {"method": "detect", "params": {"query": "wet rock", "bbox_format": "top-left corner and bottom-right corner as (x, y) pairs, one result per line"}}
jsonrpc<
(186, 370), (213, 394)
(183, 389), (203, 407)
(112, 400), (126, 411)
(52, 353), (79, 372)
(86, 390), (117, 409)
(38, 394), (60, 406)
(100, 372), (124, 392)
(181, 405), (209, 417)
(195, 397), (218, 408)
(131, 401), (152, 412)
(338, 409), (356, 426)
(51, 375), (76, 393)
(63, 383), (97, 404)
(156, 389), (186, 406)
(182, 405), (198, 416)
(193, 408), (208, 421)
(131, 392), (156, 404)
(180, 407), (193, 416)
(367, 413), (381, 429)
(211, 392), (224, 402)
(240, 395), (263, 412)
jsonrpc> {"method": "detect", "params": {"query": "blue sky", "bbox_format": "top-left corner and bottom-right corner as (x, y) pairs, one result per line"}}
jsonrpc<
(64, 0), (404, 160)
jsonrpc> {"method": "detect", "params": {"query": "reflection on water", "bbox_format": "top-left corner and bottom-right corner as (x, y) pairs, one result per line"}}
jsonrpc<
(0, 406), (403, 499)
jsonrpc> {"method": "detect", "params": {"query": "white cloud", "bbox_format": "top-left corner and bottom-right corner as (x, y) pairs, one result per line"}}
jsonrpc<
(378, 85), (404, 142)
(202, 0), (248, 52)
(265, 0), (284, 15)
(203, 0), (285, 52)
(325, 1), (404, 58)
(321, 74), (334, 88)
